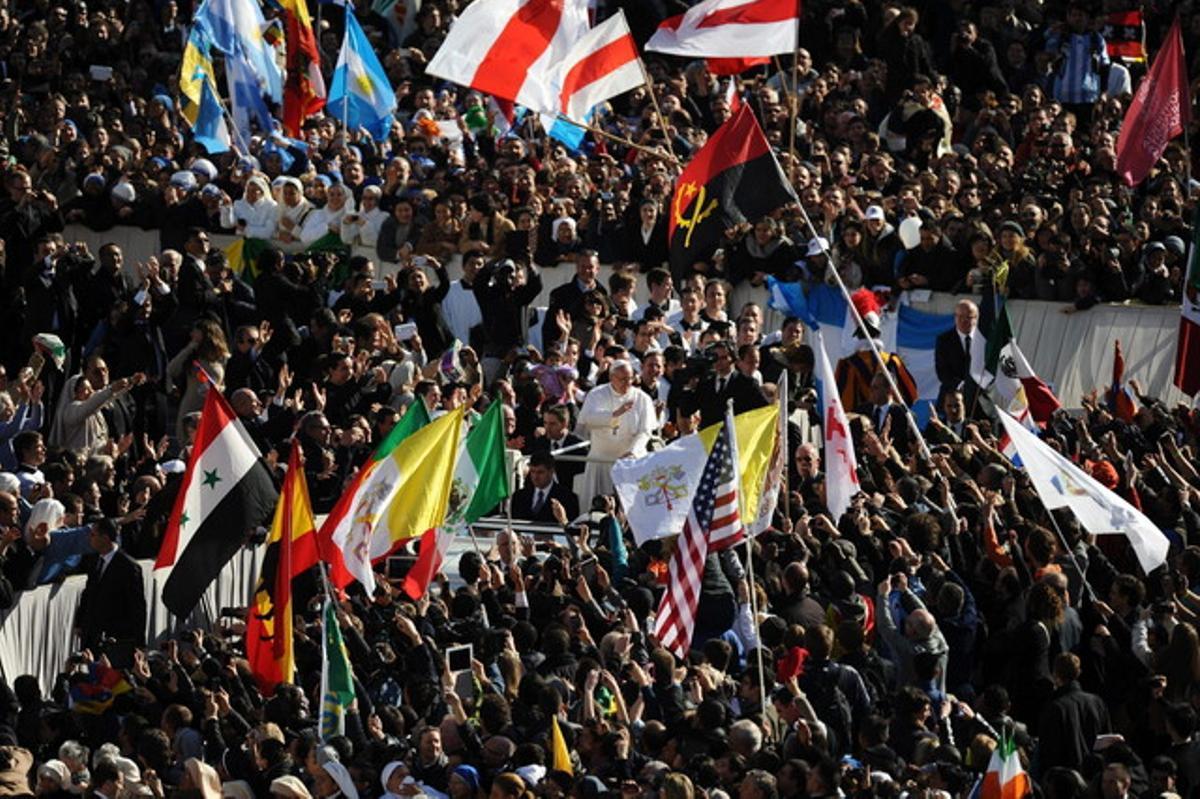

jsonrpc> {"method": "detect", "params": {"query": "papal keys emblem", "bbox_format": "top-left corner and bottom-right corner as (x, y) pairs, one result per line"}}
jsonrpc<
(637, 465), (690, 510)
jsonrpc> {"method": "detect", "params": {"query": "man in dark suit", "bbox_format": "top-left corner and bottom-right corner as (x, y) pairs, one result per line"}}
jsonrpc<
(1035, 653), (1112, 777)
(934, 299), (983, 403)
(542, 250), (611, 352)
(854, 372), (912, 451)
(511, 451), (580, 523)
(700, 342), (768, 428)
(77, 518), (146, 666)
(527, 405), (586, 491)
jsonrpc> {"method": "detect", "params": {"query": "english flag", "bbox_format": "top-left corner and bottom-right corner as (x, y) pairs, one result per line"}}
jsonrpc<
(647, 0), (799, 59)
(1113, 17), (1190, 186)
(550, 10), (641, 122)
(813, 327), (859, 522)
(426, 0), (588, 116)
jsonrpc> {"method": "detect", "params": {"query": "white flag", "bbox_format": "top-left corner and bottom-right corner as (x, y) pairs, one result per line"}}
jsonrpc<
(814, 328), (859, 522)
(612, 434), (708, 546)
(997, 410), (1168, 574)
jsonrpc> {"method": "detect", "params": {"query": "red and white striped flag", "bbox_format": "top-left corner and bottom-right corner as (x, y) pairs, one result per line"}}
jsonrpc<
(653, 411), (743, 658)
(551, 10), (641, 121)
(426, 0), (589, 116)
(646, 0), (799, 59)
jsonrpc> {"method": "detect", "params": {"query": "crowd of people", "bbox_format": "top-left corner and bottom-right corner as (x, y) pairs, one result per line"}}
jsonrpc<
(0, 0), (1199, 797)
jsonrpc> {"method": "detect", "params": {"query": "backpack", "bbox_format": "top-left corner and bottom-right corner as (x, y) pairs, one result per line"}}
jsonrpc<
(804, 666), (855, 755)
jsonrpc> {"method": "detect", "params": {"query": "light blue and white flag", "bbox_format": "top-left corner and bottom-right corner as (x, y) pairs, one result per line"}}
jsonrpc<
(194, 0), (283, 103)
(192, 80), (233, 155)
(225, 42), (275, 145)
(327, 11), (397, 139)
(768, 280), (956, 426)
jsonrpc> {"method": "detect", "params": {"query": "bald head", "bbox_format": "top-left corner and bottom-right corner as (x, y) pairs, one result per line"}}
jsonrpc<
(905, 608), (936, 640)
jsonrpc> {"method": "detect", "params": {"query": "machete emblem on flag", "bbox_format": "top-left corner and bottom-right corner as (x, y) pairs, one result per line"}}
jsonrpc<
(673, 181), (718, 247)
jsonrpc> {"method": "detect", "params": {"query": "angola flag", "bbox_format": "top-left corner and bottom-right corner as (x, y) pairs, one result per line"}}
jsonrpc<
(668, 103), (797, 274)
(245, 446), (319, 694)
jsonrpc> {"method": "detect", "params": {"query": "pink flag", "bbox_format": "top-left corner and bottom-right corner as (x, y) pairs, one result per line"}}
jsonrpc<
(1114, 18), (1190, 187)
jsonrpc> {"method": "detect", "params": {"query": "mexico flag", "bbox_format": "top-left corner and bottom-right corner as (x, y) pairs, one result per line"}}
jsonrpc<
(668, 103), (797, 274)
(403, 401), (510, 599)
(984, 303), (1060, 425)
(156, 381), (278, 618)
(979, 736), (1030, 799)
(1175, 206), (1200, 397)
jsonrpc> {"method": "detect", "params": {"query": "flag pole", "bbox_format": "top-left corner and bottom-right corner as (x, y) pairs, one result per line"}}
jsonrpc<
(793, 204), (940, 470)
(635, 56), (680, 164)
(727, 398), (770, 738)
(779, 370), (791, 524)
(786, 6), (800, 181)
(553, 115), (680, 165)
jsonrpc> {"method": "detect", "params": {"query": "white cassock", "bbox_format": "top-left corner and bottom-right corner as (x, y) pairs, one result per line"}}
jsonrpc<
(576, 382), (658, 510)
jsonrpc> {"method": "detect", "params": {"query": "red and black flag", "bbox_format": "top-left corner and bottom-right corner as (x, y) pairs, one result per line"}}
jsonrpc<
(245, 446), (318, 693)
(668, 104), (798, 274)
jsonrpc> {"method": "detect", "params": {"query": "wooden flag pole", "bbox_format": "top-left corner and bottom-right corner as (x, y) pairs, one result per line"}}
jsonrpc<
(553, 115), (680, 165)
(635, 56), (680, 164)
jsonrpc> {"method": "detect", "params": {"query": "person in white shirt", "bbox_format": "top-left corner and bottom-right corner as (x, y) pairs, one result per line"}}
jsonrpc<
(300, 182), (356, 246)
(670, 287), (707, 352)
(440, 250), (485, 346)
(340, 185), (389, 249)
(575, 361), (657, 509)
(220, 175), (278, 240)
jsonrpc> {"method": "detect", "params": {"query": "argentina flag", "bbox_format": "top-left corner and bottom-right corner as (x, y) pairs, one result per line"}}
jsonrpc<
(327, 12), (397, 140)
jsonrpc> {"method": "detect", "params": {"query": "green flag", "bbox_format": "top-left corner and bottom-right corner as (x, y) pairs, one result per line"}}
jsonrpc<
(462, 401), (511, 523)
(984, 303), (1013, 376)
(377, 399), (431, 461)
(320, 598), (355, 740)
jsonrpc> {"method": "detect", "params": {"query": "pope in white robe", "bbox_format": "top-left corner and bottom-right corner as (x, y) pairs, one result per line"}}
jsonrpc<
(575, 361), (657, 510)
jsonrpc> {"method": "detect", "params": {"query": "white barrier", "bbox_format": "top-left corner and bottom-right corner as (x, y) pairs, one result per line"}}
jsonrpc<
(61, 224), (1191, 408)
(0, 545), (265, 691)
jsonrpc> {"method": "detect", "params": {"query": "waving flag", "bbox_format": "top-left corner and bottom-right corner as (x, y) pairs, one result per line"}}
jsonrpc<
(426, 0), (589, 115)
(997, 410), (1168, 574)
(156, 382), (277, 617)
(980, 735), (1031, 799)
(402, 402), (510, 600)
(813, 327), (859, 522)
(245, 447), (318, 693)
(1108, 339), (1139, 423)
(226, 43), (275, 143)
(180, 25), (219, 126)
(548, 10), (640, 122)
(328, 12), (398, 138)
(669, 104), (797, 274)
(647, 0), (799, 59)
(985, 303), (1061, 425)
(278, 0), (327, 135)
(1114, 17), (1190, 186)
(320, 598), (355, 740)
(1176, 206), (1200, 396)
(653, 411), (742, 658)
(613, 434), (709, 546)
(329, 408), (463, 595)
(194, 0), (283, 102)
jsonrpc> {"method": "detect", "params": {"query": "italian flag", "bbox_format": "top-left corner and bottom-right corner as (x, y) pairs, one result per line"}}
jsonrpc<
(984, 304), (1061, 425)
(980, 736), (1030, 799)
(403, 402), (510, 599)
(1175, 206), (1200, 397)
(156, 381), (278, 618)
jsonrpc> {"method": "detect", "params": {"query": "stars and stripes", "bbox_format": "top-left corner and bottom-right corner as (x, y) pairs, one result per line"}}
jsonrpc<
(653, 413), (743, 657)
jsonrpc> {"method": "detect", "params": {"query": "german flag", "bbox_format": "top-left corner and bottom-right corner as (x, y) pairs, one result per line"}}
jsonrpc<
(245, 446), (318, 693)
(668, 104), (797, 274)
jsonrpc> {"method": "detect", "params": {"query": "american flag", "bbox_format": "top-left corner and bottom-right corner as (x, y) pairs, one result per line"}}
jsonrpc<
(653, 414), (743, 657)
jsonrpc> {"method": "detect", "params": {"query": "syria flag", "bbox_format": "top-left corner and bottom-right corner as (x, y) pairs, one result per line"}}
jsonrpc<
(647, 0), (799, 59)
(156, 380), (278, 618)
(668, 103), (797, 274)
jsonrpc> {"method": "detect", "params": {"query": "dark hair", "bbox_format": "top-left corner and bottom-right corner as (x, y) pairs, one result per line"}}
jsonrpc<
(528, 450), (555, 470)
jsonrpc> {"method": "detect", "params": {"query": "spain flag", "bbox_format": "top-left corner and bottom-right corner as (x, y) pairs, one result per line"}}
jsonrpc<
(245, 446), (318, 693)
